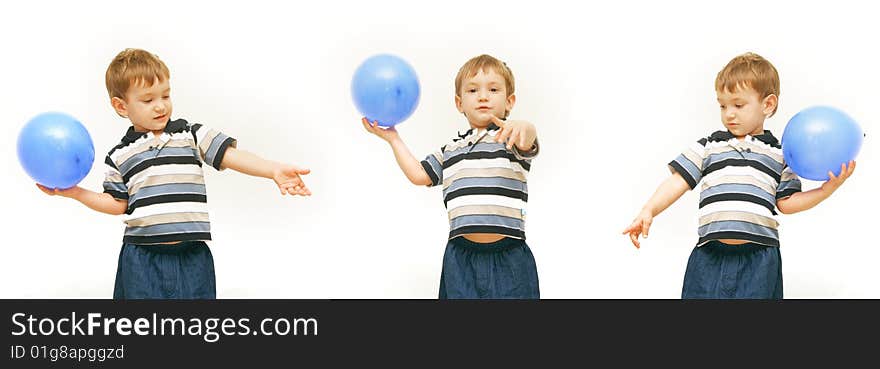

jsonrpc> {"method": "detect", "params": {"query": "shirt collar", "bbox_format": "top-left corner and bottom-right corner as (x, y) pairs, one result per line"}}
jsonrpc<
(710, 129), (779, 146)
(120, 119), (188, 144)
(455, 122), (502, 142)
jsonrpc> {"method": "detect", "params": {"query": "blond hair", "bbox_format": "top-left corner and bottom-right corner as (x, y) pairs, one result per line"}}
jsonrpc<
(455, 54), (515, 97)
(715, 52), (780, 117)
(105, 48), (170, 100)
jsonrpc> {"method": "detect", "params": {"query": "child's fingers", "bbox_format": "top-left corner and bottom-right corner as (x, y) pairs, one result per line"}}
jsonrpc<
(835, 165), (846, 181)
(518, 134), (530, 151)
(362, 119), (383, 134)
(507, 130), (520, 150)
(622, 220), (639, 234)
(490, 115), (505, 128)
(495, 127), (511, 145)
(493, 127), (504, 143)
(840, 160), (856, 180)
(629, 232), (640, 248)
(286, 166), (310, 176)
(35, 183), (55, 196)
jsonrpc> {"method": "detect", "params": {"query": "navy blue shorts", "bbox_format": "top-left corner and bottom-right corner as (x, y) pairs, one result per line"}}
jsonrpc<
(681, 240), (782, 299)
(439, 236), (539, 299)
(113, 241), (216, 299)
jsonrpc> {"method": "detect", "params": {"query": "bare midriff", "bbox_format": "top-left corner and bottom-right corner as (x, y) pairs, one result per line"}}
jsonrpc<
(463, 233), (507, 243)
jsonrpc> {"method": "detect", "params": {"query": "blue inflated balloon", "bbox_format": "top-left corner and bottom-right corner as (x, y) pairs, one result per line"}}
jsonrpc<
(17, 112), (95, 189)
(351, 54), (420, 127)
(782, 106), (863, 181)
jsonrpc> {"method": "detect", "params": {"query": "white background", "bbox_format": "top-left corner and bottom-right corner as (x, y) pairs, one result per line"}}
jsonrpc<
(1, 0), (876, 298)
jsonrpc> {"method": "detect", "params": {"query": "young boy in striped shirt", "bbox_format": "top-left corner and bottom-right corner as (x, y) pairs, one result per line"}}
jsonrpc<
(362, 54), (541, 299)
(37, 48), (312, 299)
(623, 52), (856, 299)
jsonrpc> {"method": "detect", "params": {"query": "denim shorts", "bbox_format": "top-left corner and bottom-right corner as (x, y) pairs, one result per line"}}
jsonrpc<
(439, 236), (539, 299)
(113, 241), (216, 299)
(681, 240), (782, 299)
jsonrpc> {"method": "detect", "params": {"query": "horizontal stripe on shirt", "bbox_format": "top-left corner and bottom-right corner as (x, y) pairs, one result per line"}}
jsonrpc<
(103, 118), (235, 245)
(669, 130), (801, 247)
(421, 124), (537, 240)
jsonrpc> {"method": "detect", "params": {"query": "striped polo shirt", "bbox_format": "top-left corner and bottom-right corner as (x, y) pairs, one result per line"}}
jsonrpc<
(102, 118), (236, 245)
(668, 130), (801, 247)
(420, 123), (538, 240)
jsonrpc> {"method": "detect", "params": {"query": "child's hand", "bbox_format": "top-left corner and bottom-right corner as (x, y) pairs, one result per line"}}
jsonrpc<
(490, 116), (536, 151)
(820, 160), (856, 194)
(36, 183), (80, 198)
(272, 165), (312, 196)
(622, 209), (653, 249)
(362, 117), (400, 143)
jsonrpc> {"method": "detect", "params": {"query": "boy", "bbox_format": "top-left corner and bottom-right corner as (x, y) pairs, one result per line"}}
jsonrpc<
(622, 52), (856, 299)
(363, 54), (541, 299)
(37, 48), (312, 299)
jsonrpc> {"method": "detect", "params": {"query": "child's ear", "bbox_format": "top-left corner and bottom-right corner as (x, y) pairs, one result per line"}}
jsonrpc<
(111, 97), (129, 118)
(506, 93), (516, 112)
(455, 94), (464, 113)
(762, 94), (778, 117)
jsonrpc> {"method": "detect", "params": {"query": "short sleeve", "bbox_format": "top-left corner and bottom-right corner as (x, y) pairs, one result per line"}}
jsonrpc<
(420, 148), (445, 187)
(775, 163), (802, 199)
(668, 138), (708, 189)
(102, 155), (129, 200)
(512, 138), (540, 161)
(189, 122), (237, 170)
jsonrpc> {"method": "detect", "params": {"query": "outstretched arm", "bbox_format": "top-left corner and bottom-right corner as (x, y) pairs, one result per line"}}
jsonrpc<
(220, 147), (312, 196)
(37, 184), (128, 215)
(777, 161), (855, 214)
(362, 118), (432, 186)
(622, 172), (691, 248)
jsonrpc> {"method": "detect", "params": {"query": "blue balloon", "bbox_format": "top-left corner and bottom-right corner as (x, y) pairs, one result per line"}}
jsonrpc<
(17, 112), (95, 189)
(351, 54), (420, 127)
(782, 106), (863, 181)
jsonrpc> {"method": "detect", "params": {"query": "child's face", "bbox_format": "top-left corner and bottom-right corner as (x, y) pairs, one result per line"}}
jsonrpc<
(455, 68), (515, 128)
(716, 85), (777, 138)
(113, 77), (173, 133)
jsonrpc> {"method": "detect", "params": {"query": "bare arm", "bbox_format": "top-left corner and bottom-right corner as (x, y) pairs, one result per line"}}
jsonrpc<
(777, 161), (855, 214)
(37, 184), (127, 215)
(622, 172), (691, 248)
(362, 118), (432, 186)
(220, 147), (312, 196)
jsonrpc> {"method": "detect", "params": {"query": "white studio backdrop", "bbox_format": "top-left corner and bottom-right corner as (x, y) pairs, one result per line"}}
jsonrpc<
(0, 0), (876, 298)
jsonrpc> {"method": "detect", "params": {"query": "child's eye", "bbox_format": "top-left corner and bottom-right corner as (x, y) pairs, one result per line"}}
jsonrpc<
(490, 88), (499, 92)
(719, 105), (725, 109)
(468, 89), (477, 93)
(162, 95), (170, 99)
(735, 104), (743, 108)
(143, 99), (153, 103)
